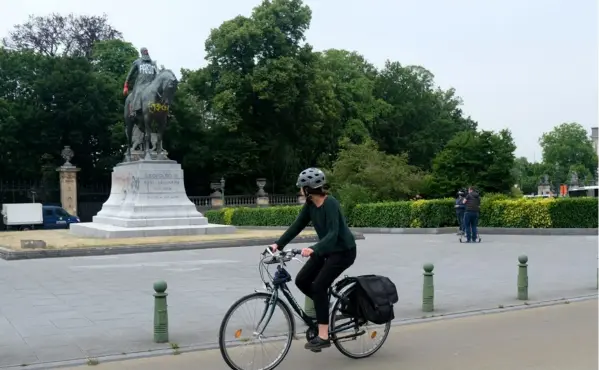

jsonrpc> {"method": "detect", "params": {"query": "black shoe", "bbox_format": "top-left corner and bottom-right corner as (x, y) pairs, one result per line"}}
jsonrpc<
(305, 337), (331, 351)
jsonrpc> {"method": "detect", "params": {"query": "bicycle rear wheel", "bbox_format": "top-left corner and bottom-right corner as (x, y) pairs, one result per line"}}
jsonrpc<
(219, 292), (294, 370)
(329, 288), (391, 359)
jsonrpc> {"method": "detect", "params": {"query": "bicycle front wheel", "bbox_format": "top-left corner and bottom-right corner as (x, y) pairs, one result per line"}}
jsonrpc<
(219, 292), (294, 370)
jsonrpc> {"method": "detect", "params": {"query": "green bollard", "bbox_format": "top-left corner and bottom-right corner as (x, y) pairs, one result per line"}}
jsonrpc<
(422, 263), (435, 312)
(153, 281), (169, 343)
(517, 255), (528, 300)
(304, 296), (316, 319)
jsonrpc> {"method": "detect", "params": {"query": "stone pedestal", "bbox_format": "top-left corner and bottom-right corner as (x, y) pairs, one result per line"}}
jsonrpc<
(57, 165), (80, 216)
(128, 149), (169, 162)
(70, 160), (236, 238)
(537, 184), (551, 196)
(210, 192), (224, 208)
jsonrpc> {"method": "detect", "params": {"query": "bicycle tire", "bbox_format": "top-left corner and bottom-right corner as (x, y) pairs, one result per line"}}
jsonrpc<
(329, 288), (391, 359)
(218, 292), (295, 370)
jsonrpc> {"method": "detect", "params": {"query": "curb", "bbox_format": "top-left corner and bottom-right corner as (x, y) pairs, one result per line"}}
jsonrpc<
(9, 294), (596, 370)
(237, 226), (598, 236)
(0, 232), (366, 261)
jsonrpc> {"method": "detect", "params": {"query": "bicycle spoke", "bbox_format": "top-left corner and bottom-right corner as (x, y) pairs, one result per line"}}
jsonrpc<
(219, 293), (293, 370)
(330, 288), (391, 359)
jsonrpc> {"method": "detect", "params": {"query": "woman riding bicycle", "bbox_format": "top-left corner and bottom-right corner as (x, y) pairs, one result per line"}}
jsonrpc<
(269, 167), (357, 352)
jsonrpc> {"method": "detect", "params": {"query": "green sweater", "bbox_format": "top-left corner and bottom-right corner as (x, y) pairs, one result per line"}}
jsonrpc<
(275, 196), (356, 255)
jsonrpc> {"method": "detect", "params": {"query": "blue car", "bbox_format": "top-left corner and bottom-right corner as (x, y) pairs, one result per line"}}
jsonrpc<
(42, 205), (80, 229)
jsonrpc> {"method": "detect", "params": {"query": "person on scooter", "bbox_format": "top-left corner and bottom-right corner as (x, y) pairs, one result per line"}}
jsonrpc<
(455, 190), (466, 235)
(462, 186), (481, 242)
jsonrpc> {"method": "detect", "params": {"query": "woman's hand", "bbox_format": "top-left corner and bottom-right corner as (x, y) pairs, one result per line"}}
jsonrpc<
(301, 248), (314, 257)
(269, 244), (279, 253)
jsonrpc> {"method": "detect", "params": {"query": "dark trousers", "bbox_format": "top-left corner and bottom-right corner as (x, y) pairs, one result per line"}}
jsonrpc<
(295, 248), (356, 325)
(456, 211), (465, 231)
(463, 211), (479, 241)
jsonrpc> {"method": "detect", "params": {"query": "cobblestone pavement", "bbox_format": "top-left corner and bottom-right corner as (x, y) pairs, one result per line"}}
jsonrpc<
(0, 234), (596, 367)
(69, 299), (599, 370)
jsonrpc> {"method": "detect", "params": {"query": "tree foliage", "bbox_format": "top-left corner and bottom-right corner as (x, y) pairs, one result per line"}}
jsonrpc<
(431, 129), (517, 196)
(328, 138), (424, 209)
(2, 13), (122, 58)
(539, 122), (598, 185)
(3, 1), (591, 200)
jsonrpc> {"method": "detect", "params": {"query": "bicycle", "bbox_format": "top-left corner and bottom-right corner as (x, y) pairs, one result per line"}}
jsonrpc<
(218, 247), (392, 370)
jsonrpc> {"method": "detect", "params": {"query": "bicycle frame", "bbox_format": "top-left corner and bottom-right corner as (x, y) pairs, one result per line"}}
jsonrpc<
(254, 262), (363, 341)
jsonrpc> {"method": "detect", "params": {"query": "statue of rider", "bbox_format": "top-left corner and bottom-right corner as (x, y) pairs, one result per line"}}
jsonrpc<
(123, 47), (159, 118)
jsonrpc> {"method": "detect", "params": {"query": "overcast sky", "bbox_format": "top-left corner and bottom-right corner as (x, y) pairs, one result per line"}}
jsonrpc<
(1, 0), (596, 161)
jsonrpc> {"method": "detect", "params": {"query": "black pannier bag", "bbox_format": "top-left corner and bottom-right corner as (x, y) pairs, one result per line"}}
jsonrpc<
(353, 274), (398, 324)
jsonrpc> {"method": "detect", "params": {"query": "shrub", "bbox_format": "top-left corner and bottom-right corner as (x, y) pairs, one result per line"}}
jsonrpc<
(204, 197), (598, 228)
(351, 199), (456, 228)
(205, 209), (225, 224)
(334, 183), (374, 216)
(480, 198), (553, 228)
(547, 197), (598, 228)
(205, 206), (302, 226)
(410, 199), (456, 228)
(350, 202), (412, 228)
(231, 206), (302, 226)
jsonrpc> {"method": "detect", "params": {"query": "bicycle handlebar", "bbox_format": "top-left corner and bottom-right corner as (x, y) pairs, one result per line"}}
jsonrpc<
(261, 247), (302, 265)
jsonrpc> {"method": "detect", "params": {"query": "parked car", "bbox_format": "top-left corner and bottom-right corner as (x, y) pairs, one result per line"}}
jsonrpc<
(1, 203), (80, 231)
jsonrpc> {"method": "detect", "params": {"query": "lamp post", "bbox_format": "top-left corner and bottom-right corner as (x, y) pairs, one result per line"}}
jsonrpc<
(220, 177), (225, 205)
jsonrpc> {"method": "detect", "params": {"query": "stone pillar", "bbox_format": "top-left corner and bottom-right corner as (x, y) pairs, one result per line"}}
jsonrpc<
(537, 174), (551, 196)
(256, 178), (269, 207)
(56, 146), (80, 216)
(210, 191), (224, 208)
(210, 181), (224, 208)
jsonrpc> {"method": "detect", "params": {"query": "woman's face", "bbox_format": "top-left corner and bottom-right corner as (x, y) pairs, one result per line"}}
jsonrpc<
(300, 187), (305, 196)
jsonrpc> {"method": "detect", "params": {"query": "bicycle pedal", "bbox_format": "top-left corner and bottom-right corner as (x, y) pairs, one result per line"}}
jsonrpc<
(310, 349), (322, 353)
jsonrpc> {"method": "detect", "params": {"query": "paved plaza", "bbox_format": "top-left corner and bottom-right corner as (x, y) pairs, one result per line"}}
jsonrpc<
(69, 299), (599, 370)
(0, 234), (597, 367)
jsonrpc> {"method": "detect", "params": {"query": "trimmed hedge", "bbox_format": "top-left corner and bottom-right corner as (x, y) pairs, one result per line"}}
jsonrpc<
(205, 197), (598, 228)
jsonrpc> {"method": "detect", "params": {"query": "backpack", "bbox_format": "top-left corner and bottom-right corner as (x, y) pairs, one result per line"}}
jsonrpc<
(353, 275), (398, 324)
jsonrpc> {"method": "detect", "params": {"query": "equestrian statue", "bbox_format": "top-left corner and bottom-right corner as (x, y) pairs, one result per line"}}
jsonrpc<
(123, 47), (178, 161)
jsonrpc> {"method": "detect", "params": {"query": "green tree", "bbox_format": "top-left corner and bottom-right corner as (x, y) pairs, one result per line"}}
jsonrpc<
(90, 39), (140, 161)
(539, 122), (598, 185)
(183, 0), (340, 193)
(316, 49), (390, 147)
(511, 157), (551, 195)
(328, 137), (424, 209)
(0, 48), (123, 182)
(3, 13), (122, 58)
(372, 61), (477, 170)
(91, 39), (138, 78)
(431, 129), (517, 195)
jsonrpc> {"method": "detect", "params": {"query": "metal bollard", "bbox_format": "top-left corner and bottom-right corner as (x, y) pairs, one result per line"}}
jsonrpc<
(422, 263), (435, 312)
(304, 296), (316, 318)
(517, 255), (528, 300)
(153, 281), (169, 343)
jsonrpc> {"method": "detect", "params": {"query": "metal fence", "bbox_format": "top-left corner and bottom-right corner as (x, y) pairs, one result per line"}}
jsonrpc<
(189, 194), (299, 212)
(77, 183), (111, 222)
(1, 180), (299, 222)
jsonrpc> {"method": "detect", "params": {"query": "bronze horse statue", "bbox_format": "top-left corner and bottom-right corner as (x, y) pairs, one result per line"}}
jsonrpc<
(124, 69), (178, 161)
